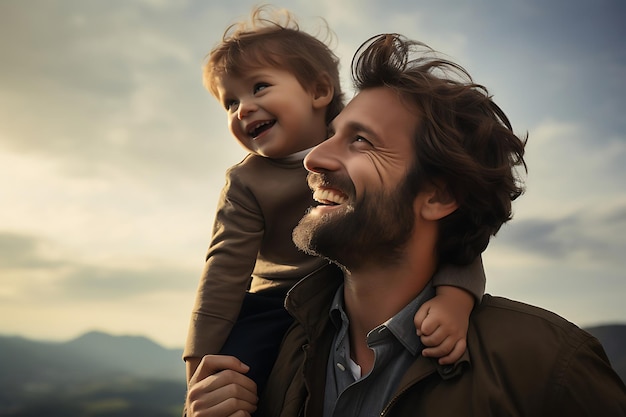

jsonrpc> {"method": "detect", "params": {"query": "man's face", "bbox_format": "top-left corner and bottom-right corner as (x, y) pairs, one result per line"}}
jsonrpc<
(292, 87), (421, 269)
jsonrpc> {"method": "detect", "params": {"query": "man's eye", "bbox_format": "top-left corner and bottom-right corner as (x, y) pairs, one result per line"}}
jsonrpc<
(254, 83), (270, 94)
(354, 136), (372, 146)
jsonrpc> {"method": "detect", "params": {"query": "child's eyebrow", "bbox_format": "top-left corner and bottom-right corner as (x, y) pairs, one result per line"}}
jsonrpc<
(245, 71), (276, 82)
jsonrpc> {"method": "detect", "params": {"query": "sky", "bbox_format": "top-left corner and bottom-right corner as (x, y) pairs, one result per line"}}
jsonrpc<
(0, 0), (624, 349)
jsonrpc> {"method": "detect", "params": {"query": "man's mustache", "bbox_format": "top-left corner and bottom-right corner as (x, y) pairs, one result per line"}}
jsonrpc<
(307, 172), (356, 200)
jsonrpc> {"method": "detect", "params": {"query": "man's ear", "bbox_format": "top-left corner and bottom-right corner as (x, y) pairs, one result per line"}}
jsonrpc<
(311, 74), (334, 109)
(419, 182), (458, 221)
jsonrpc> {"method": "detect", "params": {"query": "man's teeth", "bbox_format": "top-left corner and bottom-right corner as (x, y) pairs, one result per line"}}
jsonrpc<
(314, 189), (347, 205)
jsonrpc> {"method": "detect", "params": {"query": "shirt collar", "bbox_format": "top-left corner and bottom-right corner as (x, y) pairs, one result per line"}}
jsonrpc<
(381, 282), (435, 355)
(329, 282), (436, 356)
(329, 284), (345, 330)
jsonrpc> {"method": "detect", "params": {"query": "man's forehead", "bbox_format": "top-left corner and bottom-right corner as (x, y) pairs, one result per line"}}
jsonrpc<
(330, 89), (382, 127)
(331, 87), (419, 134)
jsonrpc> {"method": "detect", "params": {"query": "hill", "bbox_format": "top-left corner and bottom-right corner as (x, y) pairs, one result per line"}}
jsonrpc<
(0, 331), (185, 416)
(0, 330), (184, 385)
(585, 323), (626, 383)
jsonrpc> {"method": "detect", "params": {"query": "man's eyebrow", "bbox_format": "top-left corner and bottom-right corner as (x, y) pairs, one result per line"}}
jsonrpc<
(331, 120), (379, 140)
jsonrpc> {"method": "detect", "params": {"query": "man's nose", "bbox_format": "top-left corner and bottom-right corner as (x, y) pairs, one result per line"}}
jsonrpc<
(304, 136), (343, 173)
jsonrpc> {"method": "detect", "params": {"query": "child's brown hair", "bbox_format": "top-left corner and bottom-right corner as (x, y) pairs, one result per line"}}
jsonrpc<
(203, 5), (344, 123)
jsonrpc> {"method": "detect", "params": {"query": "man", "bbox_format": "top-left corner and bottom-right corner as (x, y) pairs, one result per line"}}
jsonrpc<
(186, 33), (626, 417)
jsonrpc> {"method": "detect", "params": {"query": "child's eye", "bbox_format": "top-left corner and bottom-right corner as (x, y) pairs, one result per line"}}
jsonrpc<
(225, 100), (239, 112)
(253, 83), (270, 94)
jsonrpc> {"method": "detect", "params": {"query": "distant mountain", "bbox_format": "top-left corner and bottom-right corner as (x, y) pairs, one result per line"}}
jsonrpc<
(0, 330), (184, 386)
(0, 331), (186, 416)
(64, 330), (185, 381)
(585, 324), (626, 383)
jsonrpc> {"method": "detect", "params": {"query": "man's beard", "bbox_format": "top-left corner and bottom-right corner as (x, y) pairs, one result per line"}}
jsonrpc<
(293, 172), (416, 271)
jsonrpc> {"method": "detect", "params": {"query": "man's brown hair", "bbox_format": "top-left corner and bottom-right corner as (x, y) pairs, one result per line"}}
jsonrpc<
(352, 33), (528, 265)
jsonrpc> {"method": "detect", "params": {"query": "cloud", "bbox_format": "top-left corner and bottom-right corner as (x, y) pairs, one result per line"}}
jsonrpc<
(0, 0), (243, 181)
(0, 232), (65, 269)
(59, 263), (197, 300)
(497, 117), (626, 267)
(497, 203), (626, 265)
(518, 119), (626, 218)
(0, 231), (197, 303)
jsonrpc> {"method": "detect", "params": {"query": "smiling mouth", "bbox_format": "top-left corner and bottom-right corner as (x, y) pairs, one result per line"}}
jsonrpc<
(313, 188), (348, 206)
(247, 120), (276, 139)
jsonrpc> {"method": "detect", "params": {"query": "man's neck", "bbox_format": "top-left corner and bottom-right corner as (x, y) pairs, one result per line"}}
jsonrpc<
(342, 256), (436, 374)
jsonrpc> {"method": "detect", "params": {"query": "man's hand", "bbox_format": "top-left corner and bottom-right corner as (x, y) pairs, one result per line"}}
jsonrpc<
(186, 355), (258, 417)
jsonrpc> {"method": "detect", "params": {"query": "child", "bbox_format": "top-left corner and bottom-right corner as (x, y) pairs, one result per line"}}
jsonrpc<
(184, 5), (485, 394)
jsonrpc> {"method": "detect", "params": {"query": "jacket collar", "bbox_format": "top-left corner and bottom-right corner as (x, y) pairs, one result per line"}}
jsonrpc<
(285, 262), (343, 337)
(286, 262), (472, 379)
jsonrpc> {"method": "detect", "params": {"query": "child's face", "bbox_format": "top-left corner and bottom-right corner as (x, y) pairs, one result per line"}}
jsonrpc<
(215, 66), (329, 159)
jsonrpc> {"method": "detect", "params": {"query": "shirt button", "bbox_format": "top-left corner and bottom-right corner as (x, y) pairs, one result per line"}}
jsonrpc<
(337, 363), (346, 371)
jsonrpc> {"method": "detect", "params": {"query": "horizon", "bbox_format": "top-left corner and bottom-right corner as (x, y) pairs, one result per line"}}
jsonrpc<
(4, 321), (626, 350)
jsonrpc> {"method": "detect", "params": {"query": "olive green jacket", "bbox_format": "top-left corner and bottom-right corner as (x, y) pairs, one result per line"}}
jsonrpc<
(259, 264), (626, 417)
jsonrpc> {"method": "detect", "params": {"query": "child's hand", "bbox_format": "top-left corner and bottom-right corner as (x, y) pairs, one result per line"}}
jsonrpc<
(414, 286), (474, 365)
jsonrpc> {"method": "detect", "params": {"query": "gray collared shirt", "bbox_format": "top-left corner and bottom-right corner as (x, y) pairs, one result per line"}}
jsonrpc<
(323, 282), (436, 417)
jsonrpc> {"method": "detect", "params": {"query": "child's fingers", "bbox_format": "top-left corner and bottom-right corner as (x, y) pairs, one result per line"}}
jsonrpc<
(419, 326), (447, 349)
(413, 304), (431, 336)
(437, 338), (467, 365)
(421, 334), (455, 357)
(419, 315), (441, 337)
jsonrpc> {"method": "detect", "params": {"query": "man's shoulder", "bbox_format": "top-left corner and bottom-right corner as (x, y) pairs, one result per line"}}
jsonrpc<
(462, 295), (626, 415)
(480, 294), (571, 320)
(472, 294), (595, 350)
(477, 294), (582, 329)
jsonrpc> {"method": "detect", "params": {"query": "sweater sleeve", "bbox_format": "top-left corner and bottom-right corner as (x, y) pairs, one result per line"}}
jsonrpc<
(431, 256), (486, 302)
(183, 164), (265, 360)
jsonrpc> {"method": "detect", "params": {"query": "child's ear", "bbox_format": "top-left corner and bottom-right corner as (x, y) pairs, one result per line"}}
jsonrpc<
(311, 74), (334, 109)
(419, 181), (458, 221)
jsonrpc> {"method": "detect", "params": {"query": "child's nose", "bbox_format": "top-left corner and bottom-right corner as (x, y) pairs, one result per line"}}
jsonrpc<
(237, 98), (257, 120)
